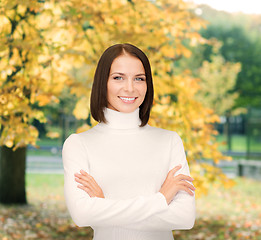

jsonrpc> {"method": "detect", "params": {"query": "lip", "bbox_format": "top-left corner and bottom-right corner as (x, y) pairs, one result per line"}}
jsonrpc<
(118, 96), (137, 104)
(119, 96), (137, 98)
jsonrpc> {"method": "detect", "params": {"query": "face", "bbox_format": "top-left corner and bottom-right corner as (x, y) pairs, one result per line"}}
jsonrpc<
(107, 54), (147, 113)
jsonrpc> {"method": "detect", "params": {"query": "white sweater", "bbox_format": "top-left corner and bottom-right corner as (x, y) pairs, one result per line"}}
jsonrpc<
(62, 107), (195, 240)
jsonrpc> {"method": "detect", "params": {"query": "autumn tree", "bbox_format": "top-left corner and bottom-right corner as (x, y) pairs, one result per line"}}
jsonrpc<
(0, 0), (234, 204)
(0, 1), (73, 203)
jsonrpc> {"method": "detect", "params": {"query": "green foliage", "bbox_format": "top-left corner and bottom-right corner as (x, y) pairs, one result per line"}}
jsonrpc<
(198, 5), (261, 109)
(195, 43), (241, 115)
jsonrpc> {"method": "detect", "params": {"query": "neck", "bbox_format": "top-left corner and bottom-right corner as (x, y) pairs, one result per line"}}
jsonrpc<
(101, 108), (141, 129)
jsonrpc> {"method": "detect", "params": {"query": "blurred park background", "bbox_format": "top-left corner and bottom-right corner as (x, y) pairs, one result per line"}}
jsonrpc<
(0, 0), (261, 239)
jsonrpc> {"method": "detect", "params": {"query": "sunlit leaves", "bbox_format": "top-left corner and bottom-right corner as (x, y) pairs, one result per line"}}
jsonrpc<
(0, 0), (235, 195)
(73, 96), (90, 120)
(0, 0), (68, 149)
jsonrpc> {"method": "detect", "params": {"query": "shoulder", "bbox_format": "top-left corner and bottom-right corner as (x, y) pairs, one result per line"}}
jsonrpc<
(63, 126), (98, 149)
(146, 124), (180, 137)
(62, 134), (83, 153)
(147, 126), (185, 152)
(144, 124), (183, 145)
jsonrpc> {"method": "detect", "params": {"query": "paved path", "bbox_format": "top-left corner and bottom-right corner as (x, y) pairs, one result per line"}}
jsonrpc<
(27, 156), (238, 177)
(27, 156), (261, 180)
(26, 155), (63, 174)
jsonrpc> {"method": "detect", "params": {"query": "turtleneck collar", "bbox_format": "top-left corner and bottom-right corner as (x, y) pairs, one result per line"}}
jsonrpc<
(100, 107), (142, 130)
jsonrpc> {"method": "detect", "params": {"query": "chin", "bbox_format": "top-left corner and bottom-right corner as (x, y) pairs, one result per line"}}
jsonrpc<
(119, 107), (138, 113)
(115, 104), (139, 113)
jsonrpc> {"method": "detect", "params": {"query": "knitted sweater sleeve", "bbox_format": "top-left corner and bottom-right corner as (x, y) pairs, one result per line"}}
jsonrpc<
(124, 132), (196, 231)
(63, 133), (169, 228)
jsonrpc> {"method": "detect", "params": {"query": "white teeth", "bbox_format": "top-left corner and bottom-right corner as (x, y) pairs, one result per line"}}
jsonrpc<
(119, 97), (136, 101)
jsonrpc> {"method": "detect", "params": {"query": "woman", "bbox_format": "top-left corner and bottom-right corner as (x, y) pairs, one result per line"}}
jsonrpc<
(62, 43), (195, 240)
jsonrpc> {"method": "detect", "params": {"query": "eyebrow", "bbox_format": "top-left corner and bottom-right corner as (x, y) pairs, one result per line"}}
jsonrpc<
(110, 72), (146, 76)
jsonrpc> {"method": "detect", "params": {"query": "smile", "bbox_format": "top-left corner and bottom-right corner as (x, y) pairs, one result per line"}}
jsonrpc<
(119, 96), (137, 103)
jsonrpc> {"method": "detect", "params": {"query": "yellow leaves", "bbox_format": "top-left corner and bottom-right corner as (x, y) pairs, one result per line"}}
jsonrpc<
(190, 162), (235, 197)
(207, 112), (221, 124)
(35, 222), (42, 228)
(0, 0), (233, 197)
(17, 4), (27, 15)
(46, 132), (60, 139)
(36, 12), (53, 29)
(76, 124), (92, 133)
(222, 177), (235, 189)
(152, 104), (169, 115)
(33, 111), (46, 123)
(0, 15), (11, 35)
(5, 139), (13, 148)
(160, 46), (176, 58)
(73, 97), (90, 120)
(0, 123), (39, 150)
(35, 94), (52, 107)
(6, 101), (14, 110)
(48, 27), (73, 45)
(0, 0), (72, 150)
(0, 94), (7, 104)
(105, 17), (114, 25)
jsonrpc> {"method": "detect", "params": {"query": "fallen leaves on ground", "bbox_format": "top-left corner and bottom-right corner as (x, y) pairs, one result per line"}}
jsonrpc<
(0, 177), (260, 239)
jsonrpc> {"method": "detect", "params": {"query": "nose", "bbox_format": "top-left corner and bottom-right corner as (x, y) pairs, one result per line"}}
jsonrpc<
(124, 78), (134, 92)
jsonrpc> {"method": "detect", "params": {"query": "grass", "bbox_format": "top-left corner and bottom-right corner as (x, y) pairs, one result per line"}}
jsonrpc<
(0, 174), (261, 239)
(27, 138), (62, 156)
(216, 134), (261, 152)
(26, 174), (64, 198)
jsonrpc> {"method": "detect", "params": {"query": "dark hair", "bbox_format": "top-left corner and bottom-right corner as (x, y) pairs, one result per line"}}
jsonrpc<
(90, 43), (154, 127)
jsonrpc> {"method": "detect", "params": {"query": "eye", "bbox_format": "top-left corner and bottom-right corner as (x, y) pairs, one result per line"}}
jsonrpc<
(135, 77), (145, 81)
(113, 76), (123, 80)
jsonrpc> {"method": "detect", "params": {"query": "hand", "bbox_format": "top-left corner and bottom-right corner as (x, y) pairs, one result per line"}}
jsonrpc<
(74, 170), (105, 198)
(159, 165), (195, 205)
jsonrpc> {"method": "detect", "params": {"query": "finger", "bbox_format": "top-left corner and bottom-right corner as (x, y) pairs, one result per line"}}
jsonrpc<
(77, 184), (95, 197)
(75, 177), (88, 185)
(184, 188), (194, 196)
(75, 170), (90, 178)
(78, 171), (98, 185)
(179, 181), (196, 191)
(175, 174), (194, 182)
(75, 171), (103, 197)
(75, 173), (97, 190)
(78, 184), (103, 198)
(86, 175), (101, 192)
(74, 173), (86, 180)
(75, 177), (95, 191)
(178, 185), (195, 196)
(75, 171), (89, 179)
(175, 179), (195, 189)
(80, 169), (89, 176)
(168, 165), (182, 177)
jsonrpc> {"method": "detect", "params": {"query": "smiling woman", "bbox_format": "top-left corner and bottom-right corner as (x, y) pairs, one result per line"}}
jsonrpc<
(62, 43), (195, 240)
(90, 43), (154, 127)
(107, 54), (147, 113)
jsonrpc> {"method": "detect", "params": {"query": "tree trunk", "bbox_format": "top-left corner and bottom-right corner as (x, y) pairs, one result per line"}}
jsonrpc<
(224, 112), (232, 151)
(0, 146), (27, 204)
